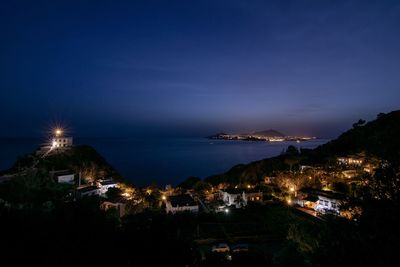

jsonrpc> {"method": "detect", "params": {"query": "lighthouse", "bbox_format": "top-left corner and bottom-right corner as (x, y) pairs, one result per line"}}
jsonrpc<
(51, 128), (73, 148)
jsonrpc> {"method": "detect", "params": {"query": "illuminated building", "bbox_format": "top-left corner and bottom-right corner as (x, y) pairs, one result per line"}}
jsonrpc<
(165, 194), (199, 214)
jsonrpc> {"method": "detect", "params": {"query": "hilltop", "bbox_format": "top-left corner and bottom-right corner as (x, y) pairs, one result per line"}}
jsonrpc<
(314, 111), (400, 164)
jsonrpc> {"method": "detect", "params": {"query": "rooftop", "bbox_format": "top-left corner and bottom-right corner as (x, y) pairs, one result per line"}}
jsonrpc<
(99, 180), (117, 186)
(301, 188), (346, 200)
(221, 188), (261, 194)
(303, 195), (319, 202)
(50, 170), (75, 176)
(77, 185), (99, 193)
(168, 194), (197, 207)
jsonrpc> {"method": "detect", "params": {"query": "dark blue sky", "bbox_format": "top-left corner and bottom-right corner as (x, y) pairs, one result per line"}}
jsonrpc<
(1, 0), (399, 138)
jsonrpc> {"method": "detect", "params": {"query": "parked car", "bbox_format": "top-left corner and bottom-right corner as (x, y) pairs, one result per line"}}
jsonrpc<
(211, 243), (230, 253)
(231, 244), (249, 253)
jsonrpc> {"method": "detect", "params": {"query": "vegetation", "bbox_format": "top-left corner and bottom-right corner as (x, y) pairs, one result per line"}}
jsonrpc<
(7, 145), (123, 182)
(178, 176), (201, 189)
(314, 111), (400, 165)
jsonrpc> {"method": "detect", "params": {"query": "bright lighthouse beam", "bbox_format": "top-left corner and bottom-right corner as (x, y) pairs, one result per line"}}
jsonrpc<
(55, 129), (63, 136)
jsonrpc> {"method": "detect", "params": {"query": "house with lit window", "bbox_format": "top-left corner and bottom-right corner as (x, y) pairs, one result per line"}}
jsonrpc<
(337, 156), (364, 166)
(219, 189), (247, 208)
(246, 191), (263, 202)
(299, 189), (346, 215)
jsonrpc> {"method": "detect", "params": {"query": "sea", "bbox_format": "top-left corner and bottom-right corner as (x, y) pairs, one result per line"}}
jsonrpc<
(0, 137), (328, 187)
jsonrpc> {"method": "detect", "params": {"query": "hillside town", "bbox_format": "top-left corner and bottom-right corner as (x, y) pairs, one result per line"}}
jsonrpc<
(5, 128), (382, 224)
(1, 111), (399, 267)
(0, 127), (386, 220)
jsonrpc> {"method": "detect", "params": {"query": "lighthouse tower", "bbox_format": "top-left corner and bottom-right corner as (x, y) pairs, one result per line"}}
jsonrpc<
(51, 128), (73, 148)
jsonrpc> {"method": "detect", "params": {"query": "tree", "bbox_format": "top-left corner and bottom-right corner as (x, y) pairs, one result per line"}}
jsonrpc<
(331, 181), (349, 194)
(284, 158), (299, 173)
(286, 145), (299, 156)
(377, 112), (385, 119)
(369, 166), (400, 201)
(352, 119), (366, 128)
(106, 187), (123, 201)
(178, 176), (201, 189)
(193, 181), (212, 197)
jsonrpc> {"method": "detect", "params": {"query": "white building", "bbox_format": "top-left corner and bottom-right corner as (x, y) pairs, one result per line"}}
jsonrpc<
(219, 189), (247, 208)
(98, 179), (119, 195)
(52, 136), (73, 148)
(54, 172), (75, 184)
(315, 195), (342, 215)
(165, 194), (199, 214)
(51, 170), (75, 184)
(337, 156), (363, 166)
(77, 185), (101, 197)
(300, 189), (345, 215)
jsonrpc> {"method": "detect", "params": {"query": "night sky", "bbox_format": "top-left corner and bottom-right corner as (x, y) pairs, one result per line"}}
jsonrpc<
(1, 0), (400, 138)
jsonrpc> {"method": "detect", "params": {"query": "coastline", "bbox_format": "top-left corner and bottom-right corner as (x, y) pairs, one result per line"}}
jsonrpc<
(0, 137), (329, 187)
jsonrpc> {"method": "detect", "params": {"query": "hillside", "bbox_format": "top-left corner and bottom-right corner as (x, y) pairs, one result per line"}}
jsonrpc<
(206, 110), (400, 185)
(5, 145), (123, 182)
(314, 111), (400, 164)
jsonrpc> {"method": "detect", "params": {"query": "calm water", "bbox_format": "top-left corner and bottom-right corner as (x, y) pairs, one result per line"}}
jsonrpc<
(0, 137), (328, 186)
